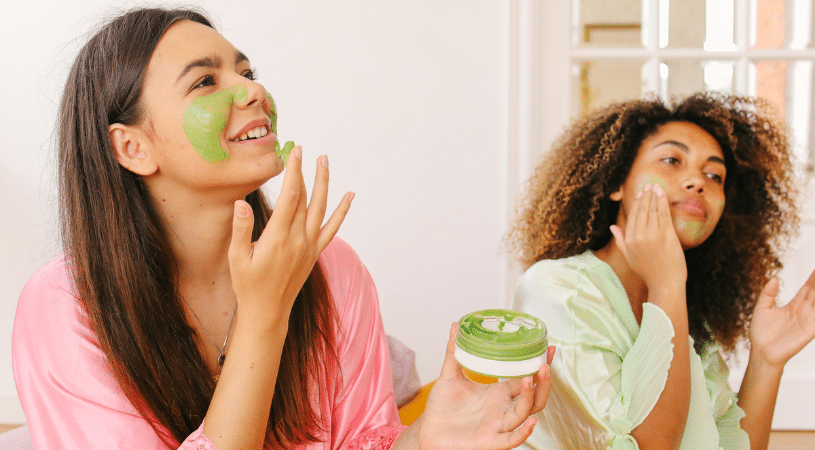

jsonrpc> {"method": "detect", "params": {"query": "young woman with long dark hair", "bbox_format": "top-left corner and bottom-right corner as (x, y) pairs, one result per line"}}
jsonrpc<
(12, 7), (553, 450)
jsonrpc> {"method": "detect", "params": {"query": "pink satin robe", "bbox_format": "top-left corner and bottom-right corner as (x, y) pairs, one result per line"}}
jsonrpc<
(13, 238), (406, 449)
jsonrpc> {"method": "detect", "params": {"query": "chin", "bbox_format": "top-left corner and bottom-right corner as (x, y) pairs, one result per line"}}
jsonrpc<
(673, 219), (713, 251)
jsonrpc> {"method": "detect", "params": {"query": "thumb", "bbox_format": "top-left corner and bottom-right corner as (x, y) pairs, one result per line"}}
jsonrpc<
(755, 277), (780, 311)
(610, 225), (626, 254)
(228, 200), (255, 268)
(439, 322), (465, 381)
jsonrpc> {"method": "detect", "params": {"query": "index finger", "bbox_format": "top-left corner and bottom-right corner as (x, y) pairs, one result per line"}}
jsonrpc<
(625, 186), (646, 238)
(266, 145), (304, 230)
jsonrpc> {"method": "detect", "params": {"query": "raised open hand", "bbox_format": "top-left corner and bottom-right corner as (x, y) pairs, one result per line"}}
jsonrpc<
(228, 146), (353, 325)
(411, 323), (554, 450)
(749, 268), (815, 368)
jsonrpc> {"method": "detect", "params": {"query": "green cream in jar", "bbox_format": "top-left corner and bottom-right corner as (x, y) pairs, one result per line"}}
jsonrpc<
(455, 309), (548, 378)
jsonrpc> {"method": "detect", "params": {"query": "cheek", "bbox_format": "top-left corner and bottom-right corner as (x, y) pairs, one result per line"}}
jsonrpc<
(709, 198), (726, 227)
(635, 173), (669, 192)
(715, 198), (725, 215)
(182, 84), (248, 164)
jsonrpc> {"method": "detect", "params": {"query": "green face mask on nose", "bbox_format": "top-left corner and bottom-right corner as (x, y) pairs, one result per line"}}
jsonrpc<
(182, 84), (295, 165)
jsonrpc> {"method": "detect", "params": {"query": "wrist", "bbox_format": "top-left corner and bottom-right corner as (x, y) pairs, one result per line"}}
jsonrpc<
(647, 291), (688, 318)
(393, 417), (422, 450)
(234, 307), (290, 340)
(748, 346), (787, 374)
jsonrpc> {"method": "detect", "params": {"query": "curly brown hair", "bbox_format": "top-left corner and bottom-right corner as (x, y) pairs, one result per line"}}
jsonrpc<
(507, 92), (800, 353)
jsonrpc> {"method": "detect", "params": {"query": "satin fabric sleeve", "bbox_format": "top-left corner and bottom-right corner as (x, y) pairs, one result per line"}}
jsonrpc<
(512, 259), (675, 450)
(319, 238), (406, 449)
(12, 256), (179, 449)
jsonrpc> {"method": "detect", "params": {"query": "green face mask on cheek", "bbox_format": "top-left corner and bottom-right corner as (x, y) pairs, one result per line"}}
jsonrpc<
(182, 84), (246, 163)
(637, 174), (668, 192)
(182, 85), (296, 165)
(266, 92), (295, 165)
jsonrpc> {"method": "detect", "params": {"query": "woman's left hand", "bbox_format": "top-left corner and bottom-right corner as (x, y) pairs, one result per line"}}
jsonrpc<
(749, 268), (815, 368)
(404, 323), (554, 450)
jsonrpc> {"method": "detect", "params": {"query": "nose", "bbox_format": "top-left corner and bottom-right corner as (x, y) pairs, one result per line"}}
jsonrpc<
(682, 171), (707, 193)
(231, 77), (267, 110)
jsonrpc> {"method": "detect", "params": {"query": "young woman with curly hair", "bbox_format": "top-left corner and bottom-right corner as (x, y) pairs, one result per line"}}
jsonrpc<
(12, 7), (553, 450)
(507, 92), (815, 450)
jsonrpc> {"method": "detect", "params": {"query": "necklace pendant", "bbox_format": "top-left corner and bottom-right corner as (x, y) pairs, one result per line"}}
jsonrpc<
(218, 353), (225, 366)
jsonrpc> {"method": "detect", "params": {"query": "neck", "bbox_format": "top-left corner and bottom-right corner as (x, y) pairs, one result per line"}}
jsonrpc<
(594, 241), (649, 323)
(147, 182), (245, 297)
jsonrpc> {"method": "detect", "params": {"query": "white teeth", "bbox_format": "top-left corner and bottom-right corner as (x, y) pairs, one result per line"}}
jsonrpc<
(236, 126), (269, 141)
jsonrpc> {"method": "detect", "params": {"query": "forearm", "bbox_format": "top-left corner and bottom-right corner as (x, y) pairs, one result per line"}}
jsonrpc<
(737, 350), (784, 450)
(203, 311), (289, 450)
(631, 288), (691, 450)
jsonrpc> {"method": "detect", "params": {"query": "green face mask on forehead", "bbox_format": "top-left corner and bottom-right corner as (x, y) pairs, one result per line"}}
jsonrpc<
(182, 84), (295, 165)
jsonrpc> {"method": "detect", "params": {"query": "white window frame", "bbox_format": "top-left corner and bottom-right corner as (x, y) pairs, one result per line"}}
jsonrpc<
(503, 0), (815, 430)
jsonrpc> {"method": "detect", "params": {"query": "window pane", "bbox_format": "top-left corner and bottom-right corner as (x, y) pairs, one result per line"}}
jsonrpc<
(753, 0), (814, 50)
(750, 60), (815, 171)
(664, 0), (736, 50)
(574, 0), (643, 48)
(571, 62), (645, 117)
(664, 0), (707, 48)
(662, 60), (736, 98)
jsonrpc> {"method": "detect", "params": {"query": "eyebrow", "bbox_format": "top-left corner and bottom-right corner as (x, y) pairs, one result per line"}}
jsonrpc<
(176, 51), (251, 83)
(653, 140), (726, 165)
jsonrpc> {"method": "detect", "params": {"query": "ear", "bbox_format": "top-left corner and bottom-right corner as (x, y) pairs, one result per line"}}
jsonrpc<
(609, 186), (623, 202)
(109, 124), (158, 176)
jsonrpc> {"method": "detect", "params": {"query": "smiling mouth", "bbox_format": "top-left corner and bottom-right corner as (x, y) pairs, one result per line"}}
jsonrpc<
(233, 125), (269, 142)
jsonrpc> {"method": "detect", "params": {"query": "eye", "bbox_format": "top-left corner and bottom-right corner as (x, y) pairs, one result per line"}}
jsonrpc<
(706, 172), (724, 184)
(242, 68), (257, 81)
(660, 156), (680, 165)
(191, 74), (216, 91)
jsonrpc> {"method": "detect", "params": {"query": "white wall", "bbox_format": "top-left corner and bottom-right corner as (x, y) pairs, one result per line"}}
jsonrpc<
(0, 0), (512, 423)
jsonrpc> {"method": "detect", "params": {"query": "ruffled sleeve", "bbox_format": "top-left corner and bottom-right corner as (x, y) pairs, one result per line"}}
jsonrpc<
(512, 254), (675, 450)
(178, 422), (218, 450)
(319, 238), (407, 449)
(701, 346), (750, 450)
(607, 304), (676, 449)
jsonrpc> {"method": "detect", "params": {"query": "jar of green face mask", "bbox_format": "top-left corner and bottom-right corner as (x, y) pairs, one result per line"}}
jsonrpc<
(454, 309), (548, 378)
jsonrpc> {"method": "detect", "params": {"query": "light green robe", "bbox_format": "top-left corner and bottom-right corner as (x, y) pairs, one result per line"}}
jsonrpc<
(512, 251), (750, 450)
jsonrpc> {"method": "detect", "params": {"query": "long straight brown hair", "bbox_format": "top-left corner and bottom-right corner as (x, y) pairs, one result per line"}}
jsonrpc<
(58, 7), (338, 447)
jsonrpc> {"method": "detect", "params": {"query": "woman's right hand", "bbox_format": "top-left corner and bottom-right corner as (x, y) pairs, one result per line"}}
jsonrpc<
(227, 146), (353, 327)
(610, 184), (687, 292)
(397, 323), (555, 450)
(611, 184), (691, 450)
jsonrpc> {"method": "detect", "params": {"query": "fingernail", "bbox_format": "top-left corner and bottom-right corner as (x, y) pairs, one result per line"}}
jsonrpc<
(320, 155), (329, 168)
(347, 192), (356, 203)
(294, 146), (302, 160)
(235, 201), (249, 217)
(636, 190), (643, 199)
(542, 365), (549, 380)
(655, 185), (664, 196)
